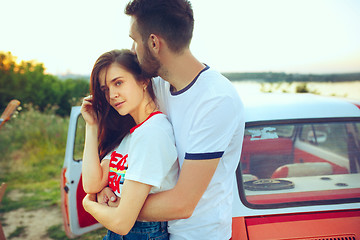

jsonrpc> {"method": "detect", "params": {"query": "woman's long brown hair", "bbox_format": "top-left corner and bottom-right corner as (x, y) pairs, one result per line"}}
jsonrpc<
(89, 49), (155, 160)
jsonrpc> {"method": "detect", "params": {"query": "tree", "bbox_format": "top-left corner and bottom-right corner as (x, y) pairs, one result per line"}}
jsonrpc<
(0, 51), (89, 116)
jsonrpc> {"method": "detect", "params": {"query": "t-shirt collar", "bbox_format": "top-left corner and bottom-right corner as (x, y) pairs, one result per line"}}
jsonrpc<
(170, 65), (210, 96)
(130, 111), (162, 134)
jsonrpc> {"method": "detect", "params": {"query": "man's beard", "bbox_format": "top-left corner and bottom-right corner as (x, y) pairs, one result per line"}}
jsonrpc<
(140, 45), (161, 78)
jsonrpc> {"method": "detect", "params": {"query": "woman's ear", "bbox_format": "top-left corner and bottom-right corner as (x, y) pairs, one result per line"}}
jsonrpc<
(148, 34), (160, 54)
(142, 79), (150, 91)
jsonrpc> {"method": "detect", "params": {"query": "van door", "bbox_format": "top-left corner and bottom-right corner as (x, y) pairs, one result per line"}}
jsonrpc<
(61, 106), (103, 238)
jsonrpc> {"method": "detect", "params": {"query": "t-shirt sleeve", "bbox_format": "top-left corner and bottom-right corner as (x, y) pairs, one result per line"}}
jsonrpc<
(125, 124), (178, 188)
(185, 95), (242, 160)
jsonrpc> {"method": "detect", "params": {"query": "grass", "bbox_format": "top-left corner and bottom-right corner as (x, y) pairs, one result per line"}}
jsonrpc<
(0, 105), (105, 239)
(0, 104), (67, 212)
(47, 225), (107, 240)
(8, 226), (27, 239)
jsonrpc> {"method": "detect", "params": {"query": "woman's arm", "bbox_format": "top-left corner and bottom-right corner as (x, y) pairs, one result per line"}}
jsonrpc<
(98, 158), (220, 222)
(80, 96), (109, 193)
(82, 124), (109, 193)
(83, 179), (151, 235)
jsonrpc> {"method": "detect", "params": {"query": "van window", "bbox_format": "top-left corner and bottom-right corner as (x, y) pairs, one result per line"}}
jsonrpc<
(299, 123), (348, 157)
(73, 115), (85, 161)
(238, 118), (360, 208)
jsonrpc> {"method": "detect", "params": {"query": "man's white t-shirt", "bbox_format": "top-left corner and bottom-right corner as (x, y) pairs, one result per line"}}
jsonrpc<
(105, 112), (179, 197)
(153, 66), (245, 240)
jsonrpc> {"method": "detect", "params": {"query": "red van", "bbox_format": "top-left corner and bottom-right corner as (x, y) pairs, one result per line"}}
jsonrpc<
(62, 93), (360, 239)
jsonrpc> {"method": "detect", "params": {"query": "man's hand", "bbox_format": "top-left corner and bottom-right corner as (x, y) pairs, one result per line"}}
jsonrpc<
(97, 187), (119, 207)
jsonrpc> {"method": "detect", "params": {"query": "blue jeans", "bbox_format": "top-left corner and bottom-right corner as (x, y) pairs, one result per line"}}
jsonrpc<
(103, 221), (169, 240)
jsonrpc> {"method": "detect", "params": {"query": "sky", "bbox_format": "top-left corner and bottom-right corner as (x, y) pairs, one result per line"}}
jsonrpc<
(1, 0), (360, 76)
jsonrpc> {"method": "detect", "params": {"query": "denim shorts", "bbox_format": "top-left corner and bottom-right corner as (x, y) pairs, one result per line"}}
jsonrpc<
(103, 221), (169, 240)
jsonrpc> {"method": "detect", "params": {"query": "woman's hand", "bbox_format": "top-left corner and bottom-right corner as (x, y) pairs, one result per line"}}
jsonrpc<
(81, 95), (98, 126)
(83, 181), (152, 235)
(97, 187), (120, 207)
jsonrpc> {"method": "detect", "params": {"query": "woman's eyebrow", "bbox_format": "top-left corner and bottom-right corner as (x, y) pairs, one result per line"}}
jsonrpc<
(110, 76), (125, 83)
(101, 76), (125, 89)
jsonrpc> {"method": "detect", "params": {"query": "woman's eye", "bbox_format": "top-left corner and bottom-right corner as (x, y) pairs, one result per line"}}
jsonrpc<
(115, 81), (122, 86)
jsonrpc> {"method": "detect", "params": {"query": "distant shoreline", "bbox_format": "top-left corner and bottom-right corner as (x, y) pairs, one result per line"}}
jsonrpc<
(224, 72), (360, 83)
(232, 81), (360, 101)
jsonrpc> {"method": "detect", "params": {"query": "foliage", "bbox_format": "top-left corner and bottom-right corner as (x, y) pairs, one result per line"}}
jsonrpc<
(0, 106), (108, 239)
(259, 82), (320, 94)
(0, 51), (89, 116)
(0, 105), (69, 213)
(295, 83), (310, 93)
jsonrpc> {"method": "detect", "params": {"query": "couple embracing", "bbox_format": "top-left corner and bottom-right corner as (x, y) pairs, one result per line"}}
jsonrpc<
(80, 0), (245, 239)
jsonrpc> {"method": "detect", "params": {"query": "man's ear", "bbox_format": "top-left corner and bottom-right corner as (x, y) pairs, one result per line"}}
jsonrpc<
(148, 34), (160, 54)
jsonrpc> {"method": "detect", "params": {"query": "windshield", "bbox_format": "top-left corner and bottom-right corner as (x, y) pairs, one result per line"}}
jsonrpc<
(237, 118), (360, 208)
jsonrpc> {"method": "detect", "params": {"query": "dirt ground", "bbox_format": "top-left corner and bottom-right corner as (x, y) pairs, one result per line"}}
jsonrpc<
(1, 81), (359, 240)
(2, 207), (62, 240)
(1, 189), (63, 240)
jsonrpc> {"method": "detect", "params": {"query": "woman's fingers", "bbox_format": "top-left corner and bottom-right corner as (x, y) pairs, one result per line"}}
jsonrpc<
(83, 95), (93, 102)
(81, 95), (98, 125)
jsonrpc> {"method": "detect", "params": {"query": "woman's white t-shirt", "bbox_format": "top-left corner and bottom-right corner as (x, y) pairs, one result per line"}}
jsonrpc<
(105, 112), (179, 197)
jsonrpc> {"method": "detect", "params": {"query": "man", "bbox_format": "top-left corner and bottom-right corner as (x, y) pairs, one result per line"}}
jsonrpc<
(99, 0), (244, 239)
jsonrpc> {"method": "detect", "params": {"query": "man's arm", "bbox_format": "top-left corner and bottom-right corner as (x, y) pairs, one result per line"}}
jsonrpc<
(137, 158), (220, 222)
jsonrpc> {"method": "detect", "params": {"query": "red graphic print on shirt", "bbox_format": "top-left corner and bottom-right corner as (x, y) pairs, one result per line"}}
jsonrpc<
(108, 151), (128, 195)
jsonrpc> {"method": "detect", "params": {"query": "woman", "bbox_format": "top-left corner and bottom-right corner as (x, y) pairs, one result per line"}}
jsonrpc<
(81, 49), (178, 240)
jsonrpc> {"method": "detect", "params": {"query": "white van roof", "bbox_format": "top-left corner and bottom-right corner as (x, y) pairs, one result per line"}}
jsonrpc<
(240, 93), (360, 122)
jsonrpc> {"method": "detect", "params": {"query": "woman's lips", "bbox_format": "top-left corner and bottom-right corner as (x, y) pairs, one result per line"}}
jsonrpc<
(114, 101), (125, 108)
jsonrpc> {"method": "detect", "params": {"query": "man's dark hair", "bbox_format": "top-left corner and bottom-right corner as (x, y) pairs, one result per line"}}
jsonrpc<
(125, 0), (194, 53)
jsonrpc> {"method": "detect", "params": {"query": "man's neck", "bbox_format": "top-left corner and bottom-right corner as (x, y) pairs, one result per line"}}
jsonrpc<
(159, 49), (206, 92)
